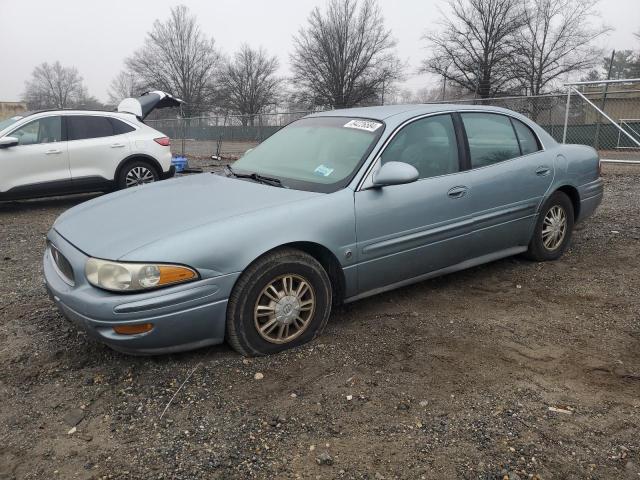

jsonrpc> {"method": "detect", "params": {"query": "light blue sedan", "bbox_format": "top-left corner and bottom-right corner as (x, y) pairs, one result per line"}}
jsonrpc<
(44, 105), (603, 356)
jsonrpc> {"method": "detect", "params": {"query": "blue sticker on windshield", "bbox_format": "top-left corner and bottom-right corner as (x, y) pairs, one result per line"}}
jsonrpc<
(314, 164), (334, 177)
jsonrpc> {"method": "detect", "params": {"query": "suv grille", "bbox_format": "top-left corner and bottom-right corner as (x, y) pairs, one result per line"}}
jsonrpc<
(49, 243), (75, 286)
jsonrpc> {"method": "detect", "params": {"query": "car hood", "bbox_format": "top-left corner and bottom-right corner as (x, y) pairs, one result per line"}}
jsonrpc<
(53, 173), (321, 260)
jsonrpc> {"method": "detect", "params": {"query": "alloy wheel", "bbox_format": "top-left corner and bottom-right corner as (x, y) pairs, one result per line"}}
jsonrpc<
(253, 274), (316, 344)
(542, 205), (567, 251)
(125, 166), (155, 187)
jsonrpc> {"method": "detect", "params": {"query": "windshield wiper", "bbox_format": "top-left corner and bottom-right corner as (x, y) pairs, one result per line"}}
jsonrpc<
(224, 165), (285, 188)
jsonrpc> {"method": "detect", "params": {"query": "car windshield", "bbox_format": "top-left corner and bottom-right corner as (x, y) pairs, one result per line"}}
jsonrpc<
(0, 116), (24, 132)
(231, 116), (384, 193)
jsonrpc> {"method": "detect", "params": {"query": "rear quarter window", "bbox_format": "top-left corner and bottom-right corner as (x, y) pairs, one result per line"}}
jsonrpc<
(109, 118), (136, 135)
(511, 119), (541, 155)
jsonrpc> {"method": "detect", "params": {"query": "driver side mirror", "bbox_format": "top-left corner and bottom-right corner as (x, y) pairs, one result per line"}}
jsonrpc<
(372, 161), (419, 187)
(0, 137), (19, 149)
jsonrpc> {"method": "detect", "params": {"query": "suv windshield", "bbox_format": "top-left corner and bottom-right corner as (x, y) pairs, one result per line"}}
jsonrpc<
(0, 116), (24, 132)
(231, 116), (384, 193)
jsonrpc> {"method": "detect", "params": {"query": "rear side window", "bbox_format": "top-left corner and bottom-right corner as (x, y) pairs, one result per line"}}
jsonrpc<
(67, 116), (114, 141)
(511, 119), (540, 155)
(110, 118), (136, 135)
(461, 113), (520, 168)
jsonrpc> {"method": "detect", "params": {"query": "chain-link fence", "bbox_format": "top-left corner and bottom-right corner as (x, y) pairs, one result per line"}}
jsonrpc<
(148, 81), (640, 164)
(147, 111), (315, 160)
(429, 80), (640, 162)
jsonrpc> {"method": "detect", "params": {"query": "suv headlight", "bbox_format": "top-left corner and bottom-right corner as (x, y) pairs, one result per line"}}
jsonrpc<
(85, 258), (198, 292)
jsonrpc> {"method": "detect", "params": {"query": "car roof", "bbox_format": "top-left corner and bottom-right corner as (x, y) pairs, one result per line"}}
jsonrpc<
(308, 103), (527, 123)
(306, 102), (557, 147)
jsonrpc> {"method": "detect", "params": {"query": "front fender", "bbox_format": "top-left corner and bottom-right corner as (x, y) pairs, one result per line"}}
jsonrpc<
(120, 188), (357, 278)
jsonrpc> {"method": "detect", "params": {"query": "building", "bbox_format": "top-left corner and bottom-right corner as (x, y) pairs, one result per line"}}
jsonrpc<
(0, 101), (27, 121)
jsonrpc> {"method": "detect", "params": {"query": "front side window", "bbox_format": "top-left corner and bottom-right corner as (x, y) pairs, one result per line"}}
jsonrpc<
(381, 114), (459, 179)
(67, 116), (115, 141)
(9, 116), (62, 146)
(232, 116), (384, 193)
(461, 113), (520, 168)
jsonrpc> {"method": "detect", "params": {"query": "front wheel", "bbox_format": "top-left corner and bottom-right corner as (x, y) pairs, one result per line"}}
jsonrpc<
(226, 248), (332, 356)
(525, 191), (574, 261)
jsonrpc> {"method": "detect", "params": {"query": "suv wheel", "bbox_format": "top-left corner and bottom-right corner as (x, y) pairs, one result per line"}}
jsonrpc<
(226, 248), (332, 356)
(117, 160), (159, 189)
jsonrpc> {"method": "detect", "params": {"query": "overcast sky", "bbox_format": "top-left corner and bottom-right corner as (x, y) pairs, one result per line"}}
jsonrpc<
(0, 0), (638, 102)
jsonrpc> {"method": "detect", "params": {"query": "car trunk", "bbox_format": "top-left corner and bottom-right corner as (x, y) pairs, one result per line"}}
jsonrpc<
(117, 91), (183, 121)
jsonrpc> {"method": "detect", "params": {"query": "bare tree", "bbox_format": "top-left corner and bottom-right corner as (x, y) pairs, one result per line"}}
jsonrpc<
(510, 0), (609, 95)
(218, 45), (280, 125)
(108, 71), (143, 105)
(23, 61), (86, 109)
(125, 5), (221, 116)
(423, 0), (525, 98)
(290, 0), (402, 108)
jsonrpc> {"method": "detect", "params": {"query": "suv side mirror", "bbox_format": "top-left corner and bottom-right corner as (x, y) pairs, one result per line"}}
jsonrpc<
(0, 137), (19, 149)
(372, 161), (419, 187)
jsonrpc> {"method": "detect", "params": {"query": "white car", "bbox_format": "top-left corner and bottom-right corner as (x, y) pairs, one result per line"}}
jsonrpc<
(0, 91), (182, 201)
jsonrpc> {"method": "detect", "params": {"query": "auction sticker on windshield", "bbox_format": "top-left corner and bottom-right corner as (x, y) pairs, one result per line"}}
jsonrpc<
(343, 119), (382, 132)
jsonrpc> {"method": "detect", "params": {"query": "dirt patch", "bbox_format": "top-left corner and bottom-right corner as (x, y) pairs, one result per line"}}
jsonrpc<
(0, 165), (639, 479)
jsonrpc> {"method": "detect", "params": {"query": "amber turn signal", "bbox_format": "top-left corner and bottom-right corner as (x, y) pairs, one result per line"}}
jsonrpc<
(158, 265), (197, 286)
(113, 323), (154, 335)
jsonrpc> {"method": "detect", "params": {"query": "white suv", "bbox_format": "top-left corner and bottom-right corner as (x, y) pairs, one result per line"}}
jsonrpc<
(0, 91), (181, 201)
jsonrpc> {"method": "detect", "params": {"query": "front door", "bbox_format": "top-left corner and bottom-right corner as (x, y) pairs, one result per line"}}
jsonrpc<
(354, 113), (476, 294)
(0, 115), (70, 195)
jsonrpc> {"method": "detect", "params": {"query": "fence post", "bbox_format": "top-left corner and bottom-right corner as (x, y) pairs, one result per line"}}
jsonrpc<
(562, 88), (572, 144)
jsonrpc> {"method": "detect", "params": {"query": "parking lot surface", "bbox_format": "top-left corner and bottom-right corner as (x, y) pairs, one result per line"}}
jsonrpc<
(0, 165), (639, 479)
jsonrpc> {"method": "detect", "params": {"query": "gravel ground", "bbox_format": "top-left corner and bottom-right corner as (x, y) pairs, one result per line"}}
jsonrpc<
(0, 165), (639, 480)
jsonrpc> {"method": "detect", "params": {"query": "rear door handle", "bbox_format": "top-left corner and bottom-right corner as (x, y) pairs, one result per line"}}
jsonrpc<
(110, 143), (126, 148)
(536, 166), (551, 176)
(45, 149), (62, 155)
(447, 186), (468, 199)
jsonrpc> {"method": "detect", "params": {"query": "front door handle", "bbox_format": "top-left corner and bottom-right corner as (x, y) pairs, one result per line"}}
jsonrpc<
(536, 166), (551, 176)
(447, 186), (469, 199)
(110, 143), (126, 148)
(45, 149), (62, 155)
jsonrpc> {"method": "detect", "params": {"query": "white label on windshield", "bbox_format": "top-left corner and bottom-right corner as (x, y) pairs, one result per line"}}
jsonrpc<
(314, 164), (334, 177)
(343, 119), (382, 132)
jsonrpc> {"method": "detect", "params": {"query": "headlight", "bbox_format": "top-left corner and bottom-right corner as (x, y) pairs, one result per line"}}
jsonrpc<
(85, 258), (198, 292)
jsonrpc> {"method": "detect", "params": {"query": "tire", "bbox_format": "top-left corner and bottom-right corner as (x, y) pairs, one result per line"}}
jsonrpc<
(116, 160), (159, 190)
(524, 191), (575, 261)
(226, 248), (333, 356)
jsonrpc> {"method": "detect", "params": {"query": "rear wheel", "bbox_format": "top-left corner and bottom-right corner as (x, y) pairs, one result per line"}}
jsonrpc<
(525, 191), (574, 261)
(226, 248), (332, 356)
(117, 160), (159, 189)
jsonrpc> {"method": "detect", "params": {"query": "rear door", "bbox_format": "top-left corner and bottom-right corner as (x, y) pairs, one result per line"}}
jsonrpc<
(0, 115), (70, 194)
(456, 112), (554, 258)
(66, 115), (133, 182)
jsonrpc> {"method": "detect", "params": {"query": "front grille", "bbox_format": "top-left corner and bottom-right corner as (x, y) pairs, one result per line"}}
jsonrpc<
(49, 242), (75, 286)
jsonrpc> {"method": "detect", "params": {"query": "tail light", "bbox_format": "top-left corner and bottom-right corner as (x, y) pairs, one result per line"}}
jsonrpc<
(154, 137), (170, 146)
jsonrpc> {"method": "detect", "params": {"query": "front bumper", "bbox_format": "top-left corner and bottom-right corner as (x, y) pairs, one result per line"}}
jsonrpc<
(44, 229), (239, 355)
